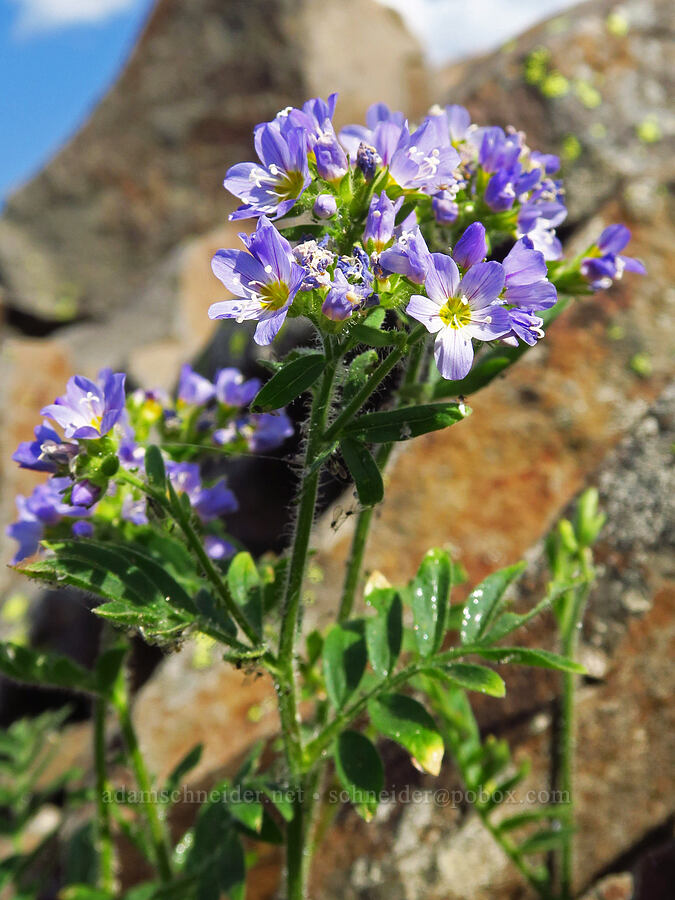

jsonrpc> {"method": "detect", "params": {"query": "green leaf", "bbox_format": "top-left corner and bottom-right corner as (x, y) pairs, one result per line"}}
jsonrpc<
(251, 353), (325, 412)
(340, 438), (384, 506)
(368, 693), (444, 775)
(519, 826), (573, 855)
(186, 803), (246, 899)
(0, 643), (96, 694)
(334, 730), (384, 821)
(145, 445), (166, 492)
(323, 621), (367, 710)
(194, 588), (237, 642)
(344, 402), (470, 444)
(365, 588), (402, 678)
(61, 888), (115, 900)
(164, 743), (203, 796)
(426, 663), (506, 697)
(470, 647), (585, 674)
(497, 808), (567, 832)
(348, 323), (406, 348)
(460, 562), (526, 645)
(409, 549), (452, 656)
(226, 552), (262, 637)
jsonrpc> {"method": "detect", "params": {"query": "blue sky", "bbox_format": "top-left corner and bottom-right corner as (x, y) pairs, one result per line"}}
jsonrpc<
(1, 0), (577, 206)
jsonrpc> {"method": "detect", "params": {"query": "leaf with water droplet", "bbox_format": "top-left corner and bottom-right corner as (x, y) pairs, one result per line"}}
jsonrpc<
(407, 548), (452, 657)
(368, 693), (444, 775)
(460, 562), (526, 645)
(365, 588), (402, 678)
(334, 730), (383, 822)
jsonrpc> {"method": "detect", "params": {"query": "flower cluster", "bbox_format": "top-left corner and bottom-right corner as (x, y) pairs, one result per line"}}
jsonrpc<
(211, 94), (644, 376)
(8, 367), (292, 564)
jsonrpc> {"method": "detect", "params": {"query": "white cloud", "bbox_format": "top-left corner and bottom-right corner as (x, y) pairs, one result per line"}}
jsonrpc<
(377, 0), (579, 65)
(10, 0), (141, 35)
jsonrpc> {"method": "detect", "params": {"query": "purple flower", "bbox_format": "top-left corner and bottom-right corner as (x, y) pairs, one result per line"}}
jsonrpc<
(500, 239), (557, 346)
(167, 462), (238, 523)
(205, 535), (236, 560)
(41, 370), (126, 440)
(12, 422), (79, 473)
(406, 255), (509, 380)
(432, 190), (459, 225)
(445, 105), (472, 143)
(379, 227), (432, 284)
(121, 494), (148, 526)
(247, 412), (294, 452)
(339, 103), (407, 159)
(71, 480), (101, 508)
(224, 119), (310, 220)
(453, 223), (487, 270)
(485, 170), (516, 212)
(208, 216), (306, 345)
(322, 269), (372, 321)
(387, 118), (460, 195)
(471, 126), (522, 174)
(177, 365), (215, 406)
(313, 194), (337, 218)
(581, 225), (646, 290)
(72, 520), (94, 538)
(215, 368), (261, 408)
(7, 478), (90, 563)
(363, 192), (403, 252)
(284, 94), (348, 181)
(293, 238), (335, 290)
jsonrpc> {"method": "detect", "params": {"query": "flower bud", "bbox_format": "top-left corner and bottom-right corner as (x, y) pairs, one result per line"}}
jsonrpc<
(313, 194), (337, 219)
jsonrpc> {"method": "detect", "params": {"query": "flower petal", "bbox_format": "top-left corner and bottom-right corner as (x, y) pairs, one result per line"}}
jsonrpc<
(434, 326), (474, 381)
(460, 261), (505, 309)
(254, 309), (288, 345)
(425, 253), (460, 303)
(406, 294), (444, 333)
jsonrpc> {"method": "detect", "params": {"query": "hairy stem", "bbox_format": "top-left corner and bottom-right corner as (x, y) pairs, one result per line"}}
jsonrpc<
(93, 697), (115, 893)
(112, 674), (173, 883)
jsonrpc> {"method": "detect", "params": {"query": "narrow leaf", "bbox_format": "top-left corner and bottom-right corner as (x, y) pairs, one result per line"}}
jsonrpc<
(426, 663), (506, 697)
(0, 643), (96, 694)
(344, 402), (470, 444)
(470, 647), (585, 674)
(226, 552), (262, 637)
(334, 730), (384, 821)
(323, 622), (367, 710)
(365, 588), (402, 678)
(251, 353), (325, 412)
(460, 562), (526, 645)
(368, 693), (444, 775)
(409, 549), (452, 656)
(340, 438), (384, 506)
(144, 445), (166, 492)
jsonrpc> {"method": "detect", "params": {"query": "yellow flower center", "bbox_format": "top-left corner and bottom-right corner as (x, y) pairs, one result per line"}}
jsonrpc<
(439, 296), (472, 329)
(274, 169), (306, 202)
(259, 280), (290, 311)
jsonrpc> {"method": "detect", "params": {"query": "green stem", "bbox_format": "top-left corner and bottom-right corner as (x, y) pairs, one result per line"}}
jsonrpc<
(277, 352), (339, 777)
(116, 469), (259, 646)
(481, 814), (552, 899)
(557, 554), (593, 900)
(337, 333), (427, 622)
(322, 326), (425, 443)
(93, 697), (115, 893)
(285, 787), (306, 900)
(112, 674), (173, 883)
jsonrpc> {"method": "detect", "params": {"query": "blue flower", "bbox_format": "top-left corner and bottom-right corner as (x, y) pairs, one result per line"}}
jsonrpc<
(247, 412), (294, 452)
(581, 225), (646, 290)
(322, 269), (373, 321)
(208, 216), (306, 345)
(363, 191), (404, 252)
(285, 93), (348, 182)
(71, 480), (102, 508)
(215, 368), (261, 408)
(178, 365), (215, 406)
(12, 422), (79, 473)
(7, 478), (91, 563)
(167, 462), (238, 523)
(313, 194), (338, 218)
(204, 535), (236, 560)
(293, 237), (335, 290)
(406, 255), (510, 380)
(379, 226), (432, 284)
(453, 223), (487, 270)
(224, 119), (310, 220)
(41, 370), (126, 440)
(500, 238), (557, 346)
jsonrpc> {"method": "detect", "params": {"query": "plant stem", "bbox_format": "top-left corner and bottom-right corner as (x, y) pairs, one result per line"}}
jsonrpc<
(93, 697), (115, 893)
(337, 332), (427, 622)
(285, 786), (307, 900)
(338, 442), (392, 621)
(322, 325), (425, 443)
(112, 674), (173, 883)
(481, 814), (552, 899)
(556, 554), (593, 900)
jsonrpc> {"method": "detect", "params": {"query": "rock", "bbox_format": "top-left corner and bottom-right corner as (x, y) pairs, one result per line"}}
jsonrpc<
(0, 0), (424, 340)
(438, 0), (675, 224)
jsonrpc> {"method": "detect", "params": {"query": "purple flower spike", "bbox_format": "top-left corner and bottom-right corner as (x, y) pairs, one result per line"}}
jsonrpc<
(178, 365), (215, 406)
(208, 216), (306, 346)
(406, 254), (509, 381)
(224, 119), (310, 220)
(322, 269), (371, 321)
(379, 227), (432, 285)
(7, 477), (91, 563)
(453, 223), (488, 270)
(247, 412), (294, 453)
(167, 462), (238, 523)
(41, 370), (126, 440)
(432, 190), (459, 225)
